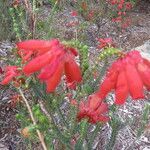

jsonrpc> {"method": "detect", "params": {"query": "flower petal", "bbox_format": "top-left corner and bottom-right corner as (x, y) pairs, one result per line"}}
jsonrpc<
(1, 75), (14, 85)
(115, 70), (129, 105)
(97, 69), (118, 99)
(87, 94), (102, 111)
(125, 62), (144, 99)
(95, 102), (108, 114)
(143, 58), (150, 67)
(0, 66), (19, 85)
(128, 50), (142, 64)
(17, 39), (59, 54)
(137, 61), (150, 90)
(64, 58), (82, 83)
(38, 57), (59, 80)
(18, 50), (34, 61)
(23, 51), (54, 75)
(46, 62), (64, 92)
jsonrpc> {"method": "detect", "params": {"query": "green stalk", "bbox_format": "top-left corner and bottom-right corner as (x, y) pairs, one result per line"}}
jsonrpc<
(39, 101), (72, 149)
(88, 124), (101, 148)
(57, 107), (70, 129)
(75, 119), (89, 149)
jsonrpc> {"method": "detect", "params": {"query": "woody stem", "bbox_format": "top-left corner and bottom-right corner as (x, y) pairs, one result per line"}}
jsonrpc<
(23, 0), (36, 38)
(18, 88), (47, 150)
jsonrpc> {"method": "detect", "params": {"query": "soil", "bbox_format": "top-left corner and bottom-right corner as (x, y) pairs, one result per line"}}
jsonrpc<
(0, 1), (150, 150)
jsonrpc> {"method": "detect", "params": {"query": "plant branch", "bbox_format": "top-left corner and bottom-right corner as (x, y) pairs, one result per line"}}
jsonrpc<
(39, 100), (72, 149)
(18, 88), (47, 150)
(23, 0), (36, 38)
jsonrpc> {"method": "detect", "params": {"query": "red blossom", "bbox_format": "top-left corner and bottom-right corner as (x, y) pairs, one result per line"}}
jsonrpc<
(71, 11), (78, 17)
(112, 16), (122, 22)
(109, 0), (133, 29)
(46, 62), (64, 92)
(137, 61), (150, 90)
(23, 46), (64, 75)
(97, 50), (150, 105)
(64, 55), (82, 84)
(87, 10), (95, 20)
(109, 0), (118, 5)
(118, 11), (122, 16)
(117, 3), (123, 10)
(77, 94), (109, 124)
(98, 38), (113, 49)
(17, 39), (59, 61)
(115, 70), (128, 105)
(0, 66), (20, 85)
(17, 39), (82, 92)
(125, 2), (132, 10)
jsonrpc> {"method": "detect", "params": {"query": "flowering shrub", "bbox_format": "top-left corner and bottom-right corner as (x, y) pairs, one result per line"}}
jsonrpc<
(97, 50), (150, 104)
(1, 38), (150, 149)
(1, 0), (150, 149)
(77, 93), (109, 124)
(108, 0), (135, 28)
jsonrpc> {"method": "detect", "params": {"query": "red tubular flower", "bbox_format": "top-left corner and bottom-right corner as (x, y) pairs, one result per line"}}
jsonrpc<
(115, 70), (128, 105)
(77, 94), (109, 124)
(125, 2), (132, 10)
(64, 55), (82, 85)
(97, 50), (150, 105)
(46, 62), (64, 92)
(137, 60), (150, 90)
(109, 0), (118, 5)
(38, 58), (59, 80)
(23, 47), (64, 75)
(17, 39), (59, 61)
(23, 51), (54, 75)
(98, 38), (113, 49)
(17, 39), (59, 53)
(112, 16), (122, 22)
(71, 11), (78, 17)
(17, 39), (82, 92)
(117, 4), (123, 10)
(97, 62), (119, 99)
(18, 50), (34, 61)
(0, 66), (20, 85)
(125, 62), (144, 99)
(143, 58), (150, 67)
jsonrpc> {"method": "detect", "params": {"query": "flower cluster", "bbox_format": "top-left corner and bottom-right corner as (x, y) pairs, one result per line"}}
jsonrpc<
(17, 39), (82, 92)
(77, 50), (150, 123)
(109, 0), (132, 10)
(1, 38), (149, 125)
(71, 1), (96, 21)
(97, 50), (150, 105)
(98, 38), (113, 49)
(77, 94), (109, 124)
(109, 0), (133, 28)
